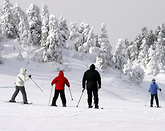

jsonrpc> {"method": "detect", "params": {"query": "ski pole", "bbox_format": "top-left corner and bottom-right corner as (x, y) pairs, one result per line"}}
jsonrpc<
(68, 87), (73, 100)
(30, 77), (44, 92)
(48, 85), (54, 106)
(76, 88), (85, 107)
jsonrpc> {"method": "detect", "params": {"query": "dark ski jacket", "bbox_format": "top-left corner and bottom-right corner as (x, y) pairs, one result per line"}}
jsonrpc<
(51, 70), (70, 90)
(82, 64), (101, 90)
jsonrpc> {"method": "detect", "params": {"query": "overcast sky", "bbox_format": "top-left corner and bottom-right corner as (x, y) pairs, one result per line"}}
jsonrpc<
(1, 0), (165, 50)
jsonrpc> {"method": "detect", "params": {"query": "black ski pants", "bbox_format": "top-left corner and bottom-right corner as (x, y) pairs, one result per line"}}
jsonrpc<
(150, 94), (159, 107)
(52, 90), (66, 106)
(87, 89), (99, 107)
(11, 86), (28, 102)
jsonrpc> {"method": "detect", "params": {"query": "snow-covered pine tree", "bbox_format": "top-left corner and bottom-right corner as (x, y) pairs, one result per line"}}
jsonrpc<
(137, 38), (149, 68)
(128, 41), (138, 62)
(68, 22), (82, 50)
(155, 30), (165, 69)
(26, 4), (42, 47)
(155, 23), (165, 39)
(59, 15), (69, 47)
(130, 27), (149, 61)
(96, 23), (112, 70)
(123, 39), (131, 61)
(148, 30), (157, 47)
(95, 35), (100, 48)
(1, 0), (17, 39)
(13, 3), (30, 47)
(123, 60), (144, 84)
(79, 27), (95, 53)
(78, 22), (92, 53)
(41, 3), (49, 47)
(44, 15), (63, 63)
(113, 39), (125, 70)
(78, 22), (89, 43)
(146, 45), (160, 76)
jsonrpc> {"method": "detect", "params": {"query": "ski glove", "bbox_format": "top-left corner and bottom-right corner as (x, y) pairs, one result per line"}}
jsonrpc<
(28, 75), (31, 78)
(160, 88), (162, 91)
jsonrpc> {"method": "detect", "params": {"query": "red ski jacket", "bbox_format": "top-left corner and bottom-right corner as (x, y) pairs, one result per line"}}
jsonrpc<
(51, 70), (70, 90)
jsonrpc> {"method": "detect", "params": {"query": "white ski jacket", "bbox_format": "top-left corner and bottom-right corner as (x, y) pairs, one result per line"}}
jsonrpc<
(16, 68), (29, 86)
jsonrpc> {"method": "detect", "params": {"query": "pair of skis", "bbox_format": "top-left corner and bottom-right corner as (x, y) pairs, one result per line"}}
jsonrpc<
(5, 101), (32, 104)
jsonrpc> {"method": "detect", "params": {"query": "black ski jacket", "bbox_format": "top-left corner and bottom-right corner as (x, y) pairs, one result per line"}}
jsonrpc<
(82, 64), (101, 90)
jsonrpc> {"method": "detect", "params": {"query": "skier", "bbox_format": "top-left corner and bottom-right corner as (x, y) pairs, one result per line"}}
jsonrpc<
(9, 68), (31, 104)
(148, 79), (161, 107)
(51, 70), (70, 107)
(82, 64), (101, 109)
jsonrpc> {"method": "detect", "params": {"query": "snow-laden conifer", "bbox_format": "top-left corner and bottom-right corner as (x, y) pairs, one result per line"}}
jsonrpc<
(44, 15), (63, 63)
(137, 38), (149, 68)
(155, 28), (165, 69)
(13, 3), (30, 47)
(26, 4), (41, 47)
(68, 22), (82, 50)
(1, 0), (17, 38)
(123, 60), (144, 84)
(59, 15), (69, 47)
(96, 23), (112, 70)
(146, 45), (160, 76)
(41, 3), (49, 47)
(113, 39), (125, 70)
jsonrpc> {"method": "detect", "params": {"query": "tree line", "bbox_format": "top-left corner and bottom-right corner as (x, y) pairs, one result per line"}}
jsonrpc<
(1, 0), (165, 84)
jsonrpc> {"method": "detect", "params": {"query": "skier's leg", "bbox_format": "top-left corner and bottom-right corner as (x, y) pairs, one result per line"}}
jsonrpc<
(10, 86), (19, 101)
(93, 90), (99, 108)
(150, 94), (154, 107)
(155, 94), (159, 107)
(51, 90), (59, 106)
(60, 90), (66, 107)
(19, 86), (28, 103)
(87, 90), (92, 108)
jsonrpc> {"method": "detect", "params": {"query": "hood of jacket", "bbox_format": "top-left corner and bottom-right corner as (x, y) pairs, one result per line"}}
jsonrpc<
(90, 64), (95, 70)
(58, 70), (64, 76)
(20, 68), (27, 75)
(151, 82), (156, 85)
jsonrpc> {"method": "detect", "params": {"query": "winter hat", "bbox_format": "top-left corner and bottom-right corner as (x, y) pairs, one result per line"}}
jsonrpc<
(152, 79), (156, 82)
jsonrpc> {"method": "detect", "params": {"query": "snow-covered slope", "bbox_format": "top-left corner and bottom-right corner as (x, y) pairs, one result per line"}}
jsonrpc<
(0, 40), (165, 131)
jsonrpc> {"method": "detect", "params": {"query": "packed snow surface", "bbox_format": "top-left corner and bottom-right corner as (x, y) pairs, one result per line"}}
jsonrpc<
(0, 41), (165, 131)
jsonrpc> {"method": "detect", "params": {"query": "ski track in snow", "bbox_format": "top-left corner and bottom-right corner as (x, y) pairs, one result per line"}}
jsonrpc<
(1, 40), (165, 131)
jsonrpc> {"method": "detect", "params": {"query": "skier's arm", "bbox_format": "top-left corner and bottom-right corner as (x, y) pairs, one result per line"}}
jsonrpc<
(51, 78), (57, 85)
(65, 78), (70, 87)
(156, 84), (161, 91)
(97, 71), (101, 89)
(82, 73), (86, 89)
(148, 85), (151, 92)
